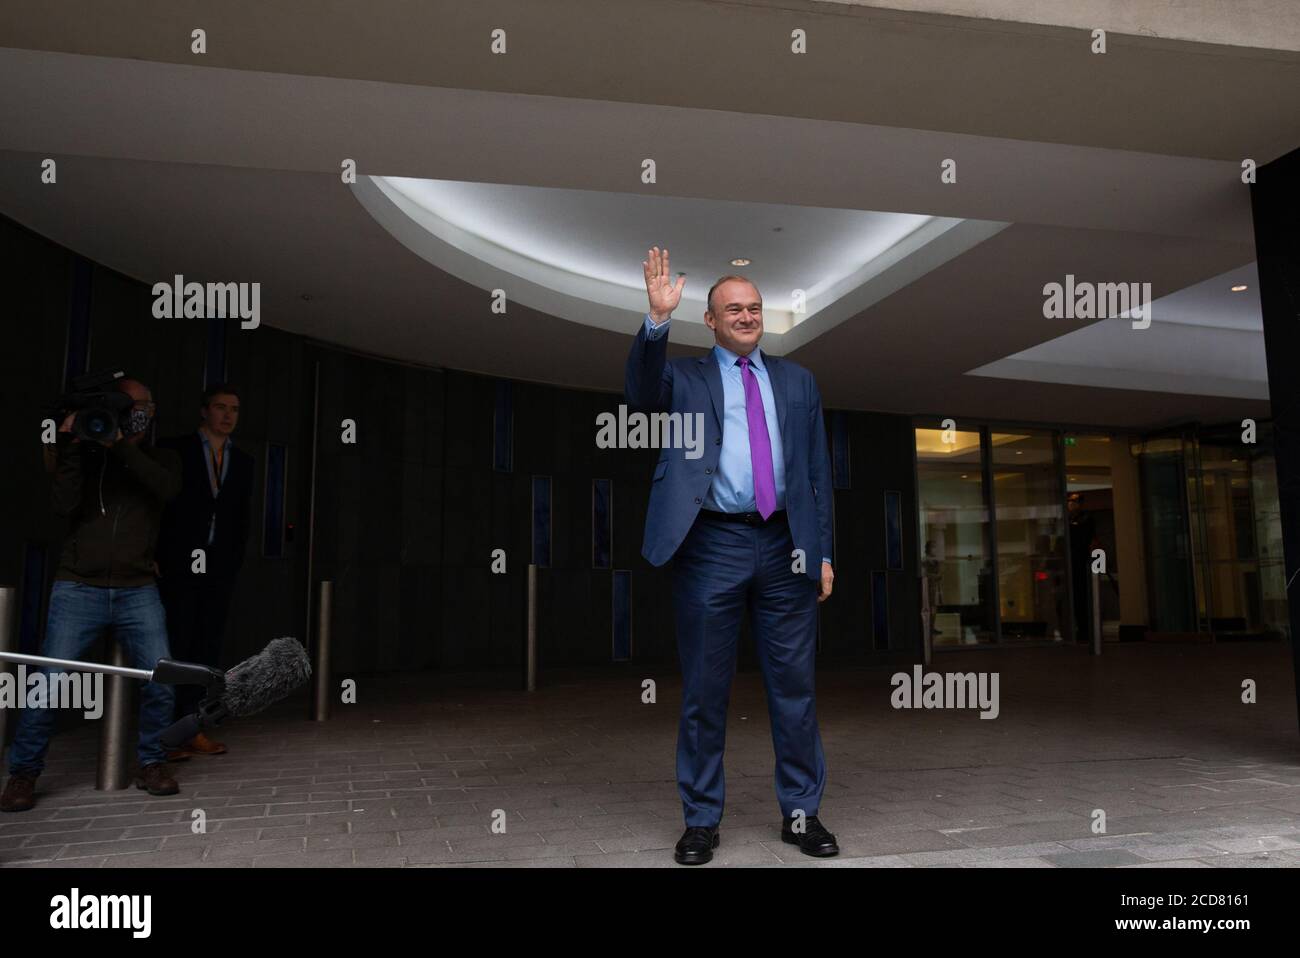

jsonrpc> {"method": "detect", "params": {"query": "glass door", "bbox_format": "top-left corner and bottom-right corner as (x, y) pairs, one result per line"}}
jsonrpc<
(1136, 433), (1197, 633)
(989, 431), (1069, 642)
(916, 425), (997, 645)
(1250, 448), (1290, 638)
(1194, 423), (1288, 638)
(1063, 434), (1118, 642)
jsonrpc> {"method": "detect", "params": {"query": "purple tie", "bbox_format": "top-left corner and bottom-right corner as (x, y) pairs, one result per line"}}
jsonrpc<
(738, 356), (776, 519)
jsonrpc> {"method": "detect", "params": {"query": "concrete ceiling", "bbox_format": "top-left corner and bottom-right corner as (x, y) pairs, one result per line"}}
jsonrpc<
(353, 174), (1002, 349)
(823, 0), (1300, 52)
(971, 264), (1267, 400)
(3, 0), (1298, 159)
(1, 0), (1296, 430)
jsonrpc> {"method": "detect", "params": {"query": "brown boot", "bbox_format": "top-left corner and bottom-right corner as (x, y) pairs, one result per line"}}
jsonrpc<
(187, 732), (228, 755)
(165, 730), (226, 760)
(0, 772), (38, 813)
(134, 763), (180, 796)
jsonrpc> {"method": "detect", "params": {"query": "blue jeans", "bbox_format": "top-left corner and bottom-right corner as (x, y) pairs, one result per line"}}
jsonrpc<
(6, 580), (175, 774)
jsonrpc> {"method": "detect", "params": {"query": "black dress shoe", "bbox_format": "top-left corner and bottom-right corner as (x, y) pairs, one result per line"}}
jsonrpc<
(674, 825), (720, 865)
(780, 815), (839, 857)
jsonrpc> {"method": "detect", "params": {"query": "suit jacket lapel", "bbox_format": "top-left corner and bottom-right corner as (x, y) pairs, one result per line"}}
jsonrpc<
(765, 352), (792, 470)
(699, 353), (724, 434)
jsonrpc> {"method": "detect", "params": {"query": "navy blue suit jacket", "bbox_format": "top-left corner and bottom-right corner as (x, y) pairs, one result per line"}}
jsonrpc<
(624, 321), (834, 582)
(156, 432), (254, 580)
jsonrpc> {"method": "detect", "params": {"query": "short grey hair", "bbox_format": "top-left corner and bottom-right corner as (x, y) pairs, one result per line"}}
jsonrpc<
(706, 275), (761, 315)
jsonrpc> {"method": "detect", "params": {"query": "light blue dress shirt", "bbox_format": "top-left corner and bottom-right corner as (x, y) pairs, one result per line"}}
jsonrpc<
(643, 314), (831, 567)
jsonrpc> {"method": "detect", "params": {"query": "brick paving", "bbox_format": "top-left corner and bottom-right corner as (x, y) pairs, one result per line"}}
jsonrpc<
(2, 642), (1298, 868)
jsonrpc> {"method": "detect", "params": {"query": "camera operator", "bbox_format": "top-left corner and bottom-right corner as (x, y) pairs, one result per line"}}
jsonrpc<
(1, 378), (183, 813)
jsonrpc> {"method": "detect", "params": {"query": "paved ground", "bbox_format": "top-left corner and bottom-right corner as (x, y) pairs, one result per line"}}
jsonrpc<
(2, 641), (1298, 868)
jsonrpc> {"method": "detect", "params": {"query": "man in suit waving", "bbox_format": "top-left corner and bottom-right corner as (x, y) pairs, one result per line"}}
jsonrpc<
(626, 247), (839, 864)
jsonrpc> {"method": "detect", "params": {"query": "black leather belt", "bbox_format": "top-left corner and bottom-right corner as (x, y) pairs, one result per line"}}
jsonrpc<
(699, 508), (786, 526)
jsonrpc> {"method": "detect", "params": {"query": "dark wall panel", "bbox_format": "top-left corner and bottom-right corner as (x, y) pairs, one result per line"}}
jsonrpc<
(816, 410), (921, 662)
(222, 326), (308, 665)
(0, 219), (73, 590)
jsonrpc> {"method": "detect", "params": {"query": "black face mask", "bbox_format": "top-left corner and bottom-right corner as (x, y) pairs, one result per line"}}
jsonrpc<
(121, 408), (151, 436)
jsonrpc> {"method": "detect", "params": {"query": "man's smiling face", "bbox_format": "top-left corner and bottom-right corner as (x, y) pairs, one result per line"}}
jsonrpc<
(705, 279), (763, 356)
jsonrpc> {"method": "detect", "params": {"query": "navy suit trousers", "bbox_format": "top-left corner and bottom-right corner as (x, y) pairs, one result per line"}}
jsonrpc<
(671, 511), (826, 827)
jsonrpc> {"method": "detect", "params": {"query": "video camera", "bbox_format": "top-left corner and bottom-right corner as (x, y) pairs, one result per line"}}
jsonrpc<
(52, 369), (132, 443)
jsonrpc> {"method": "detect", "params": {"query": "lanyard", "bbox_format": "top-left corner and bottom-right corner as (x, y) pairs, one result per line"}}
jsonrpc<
(209, 444), (223, 495)
(205, 438), (228, 497)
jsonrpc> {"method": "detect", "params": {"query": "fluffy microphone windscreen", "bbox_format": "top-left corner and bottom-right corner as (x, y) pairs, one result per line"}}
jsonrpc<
(223, 637), (312, 717)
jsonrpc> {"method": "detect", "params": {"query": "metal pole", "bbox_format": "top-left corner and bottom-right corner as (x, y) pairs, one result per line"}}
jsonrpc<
(312, 580), (332, 721)
(304, 359), (320, 718)
(96, 640), (131, 790)
(920, 575), (932, 667)
(0, 586), (17, 752)
(1091, 570), (1103, 656)
(0, 650), (151, 680)
(980, 426), (1003, 643)
(526, 564), (537, 691)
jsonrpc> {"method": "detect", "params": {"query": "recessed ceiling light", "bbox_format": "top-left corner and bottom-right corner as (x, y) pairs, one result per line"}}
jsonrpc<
(730, 258), (751, 267)
(1231, 284), (1248, 292)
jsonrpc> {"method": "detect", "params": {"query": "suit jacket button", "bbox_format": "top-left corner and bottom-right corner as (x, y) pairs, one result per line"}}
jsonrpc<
(705, 467), (712, 474)
(694, 497), (701, 504)
(714, 438), (721, 445)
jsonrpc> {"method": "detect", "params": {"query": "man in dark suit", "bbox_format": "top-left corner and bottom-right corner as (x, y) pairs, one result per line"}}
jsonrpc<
(156, 383), (254, 758)
(625, 247), (839, 864)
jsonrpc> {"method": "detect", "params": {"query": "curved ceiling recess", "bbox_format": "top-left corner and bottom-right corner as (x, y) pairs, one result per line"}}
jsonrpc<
(350, 175), (1010, 353)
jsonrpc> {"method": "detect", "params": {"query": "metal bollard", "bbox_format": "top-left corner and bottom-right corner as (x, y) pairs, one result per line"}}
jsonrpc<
(312, 580), (332, 722)
(920, 575), (932, 667)
(526, 565), (537, 692)
(1091, 572), (1103, 656)
(0, 586), (16, 752)
(96, 640), (132, 790)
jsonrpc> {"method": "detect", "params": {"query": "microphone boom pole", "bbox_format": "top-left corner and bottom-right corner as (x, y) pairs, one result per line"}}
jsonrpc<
(0, 638), (310, 749)
(0, 650), (225, 688)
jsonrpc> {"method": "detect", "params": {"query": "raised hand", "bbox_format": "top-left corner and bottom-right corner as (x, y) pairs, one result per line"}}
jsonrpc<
(643, 246), (685, 324)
